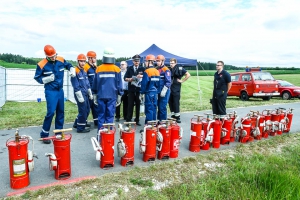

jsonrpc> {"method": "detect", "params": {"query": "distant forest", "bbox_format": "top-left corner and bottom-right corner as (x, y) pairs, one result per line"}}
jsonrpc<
(0, 53), (297, 70)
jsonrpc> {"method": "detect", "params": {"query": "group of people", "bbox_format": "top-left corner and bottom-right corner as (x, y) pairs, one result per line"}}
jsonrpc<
(34, 45), (191, 144)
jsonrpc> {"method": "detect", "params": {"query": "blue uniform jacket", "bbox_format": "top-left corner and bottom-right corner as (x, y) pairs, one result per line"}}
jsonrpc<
(157, 65), (171, 92)
(84, 63), (96, 90)
(71, 67), (90, 95)
(34, 56), (73, 90)
(140, 67), (160, 94)
(92, 63), (123, 99)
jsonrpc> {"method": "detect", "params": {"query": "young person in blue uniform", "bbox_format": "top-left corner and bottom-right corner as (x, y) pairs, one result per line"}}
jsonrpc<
(92, 48), (123, 131)
(71, 54), (93, 133)
(84, 51), (98, 126)
(34, 45), (76, 144)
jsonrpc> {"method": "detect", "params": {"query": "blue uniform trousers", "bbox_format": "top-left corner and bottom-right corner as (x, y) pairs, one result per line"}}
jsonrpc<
(40, 89), (64, 138)
(97, 98), (116, 130)
(73, 93), (90, 131)
(89, 98), (98, 125)
(157, 89), (170, 121)
(144, 92), (158, 124)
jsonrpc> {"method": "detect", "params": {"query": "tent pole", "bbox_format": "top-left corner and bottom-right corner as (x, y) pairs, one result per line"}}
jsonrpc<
(196, 62), (202, 107)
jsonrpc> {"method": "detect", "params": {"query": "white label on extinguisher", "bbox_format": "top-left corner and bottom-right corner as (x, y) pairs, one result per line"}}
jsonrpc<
(13, 159), (26, 177)
(173, 139), (180, 150)
(190, 130), (196, 136)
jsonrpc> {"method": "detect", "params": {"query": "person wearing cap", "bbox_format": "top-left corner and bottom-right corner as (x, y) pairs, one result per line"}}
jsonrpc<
(140, 54), (160, 124)
(168, 58), (190, 123)
(92, 48), (123, 130)
(155, 55), (171, 122)
(71, 54), (93, 133)
(115, 61), (128, 122)
(34, 44), (76, 144)
(84, 51), (98, 126)
(124, 54), (145, 126)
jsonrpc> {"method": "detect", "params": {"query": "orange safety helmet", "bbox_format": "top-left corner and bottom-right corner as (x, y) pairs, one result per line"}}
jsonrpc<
(87, 51), (96, 58)
(145, 54), (155, 61)
(44, 45), (56, 57)
(77, 54), (87, 61)
(156, 55), (165, 61)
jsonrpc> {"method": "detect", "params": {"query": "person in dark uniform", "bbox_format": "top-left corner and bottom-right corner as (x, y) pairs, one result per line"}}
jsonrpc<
(211, 61), (232, 116)
(168, 58), (190, 123)
(124, 54), (145, 126)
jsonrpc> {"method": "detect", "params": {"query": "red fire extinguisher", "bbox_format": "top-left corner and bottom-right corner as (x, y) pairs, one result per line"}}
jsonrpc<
(41, 128), (72, 180)
(238, 114), (253, 143)
(91, 124), (115, 169)
(157, 120), (172, 160)
(229, 111), (239, 142)
(139, 121), (157, 162)
(277, 108), (285, 135)
(6, 129), (35, 189)
(168, 118), (183, 158)
(270, 108), (280, 136)
(249, 111), (262, 140)
(212, 116), (222, 149)
(201, 113), (214, 150)
(284, 108), (294, 133)
(117, 122), (136, 167)
(262, 109), (272, 138)
(189, 115), (203, 152)
(220, 116), (232, 145)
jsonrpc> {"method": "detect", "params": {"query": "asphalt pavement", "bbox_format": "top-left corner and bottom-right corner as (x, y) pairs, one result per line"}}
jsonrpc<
(0, 102), (299, 198)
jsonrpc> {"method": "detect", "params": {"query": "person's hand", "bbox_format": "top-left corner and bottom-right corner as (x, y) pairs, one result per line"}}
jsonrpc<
(88, 89), (93, 100)
(116, 95), (122, 106)
(160, 86), (168, 97)
(69, 67), (76, 77)
(75, 91), (84, 103)
(93, 94), (98, 106)
(42, 74), (55, 84)
(177, 78), (183, 83)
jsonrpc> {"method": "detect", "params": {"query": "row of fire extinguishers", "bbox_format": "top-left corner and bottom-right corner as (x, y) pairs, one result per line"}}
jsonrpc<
(90, 119), (183, 168)
(189, 107), (294, 152)
(6, 128), (72, 189)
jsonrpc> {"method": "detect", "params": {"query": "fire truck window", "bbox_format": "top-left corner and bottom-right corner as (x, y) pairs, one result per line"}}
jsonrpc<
(242, 74), (251, 81)
(231, 75), (239, 82)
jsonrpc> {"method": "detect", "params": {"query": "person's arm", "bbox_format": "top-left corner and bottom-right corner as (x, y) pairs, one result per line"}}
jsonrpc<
(227, 82), (232, 92)
(177, 71), (191, 83)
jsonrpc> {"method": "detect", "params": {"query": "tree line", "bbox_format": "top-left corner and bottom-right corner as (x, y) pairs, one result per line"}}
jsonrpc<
(0, 53), (297, 70)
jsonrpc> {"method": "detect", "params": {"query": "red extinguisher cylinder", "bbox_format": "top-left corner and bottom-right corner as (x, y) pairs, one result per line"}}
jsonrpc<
(201, 121), (210, 150)
(157, 126), (171, 160)
(143, 128), (157, 162)
(100, 130), (115, 168)
(7, 139), (30, 189)
(120, 129), (135, 166)
(285, 113), (293, 132)
(53, 134), (72, 180)
(189, 121), (202, 152)
(212, 119), (221, 149)
(169, 122), (181, 158)
(221, 118), (232, 145)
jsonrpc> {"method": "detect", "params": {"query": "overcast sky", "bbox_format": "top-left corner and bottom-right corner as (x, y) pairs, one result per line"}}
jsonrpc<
(0, 0), (299, 67)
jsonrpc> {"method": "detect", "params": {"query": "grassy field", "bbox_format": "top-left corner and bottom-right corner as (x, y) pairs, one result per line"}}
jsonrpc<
(0, 61), (36, 69)
(5, 132), (300, 199)
(0, 74), (299, 130)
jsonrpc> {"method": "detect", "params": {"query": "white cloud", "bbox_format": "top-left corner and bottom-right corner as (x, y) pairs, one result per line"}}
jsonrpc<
(0, 0), (299, 67)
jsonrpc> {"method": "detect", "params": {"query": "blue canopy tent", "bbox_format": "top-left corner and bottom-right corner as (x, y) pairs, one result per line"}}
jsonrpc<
(116, 44), (202, 106)
(121, 44), (197, 67)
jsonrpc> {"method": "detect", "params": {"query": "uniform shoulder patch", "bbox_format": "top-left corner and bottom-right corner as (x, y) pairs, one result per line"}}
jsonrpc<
(56, 56), (65, 62)
(83, 63), (90, 72)
(75, 67), (80, 74)
(37, 58), (48, 69)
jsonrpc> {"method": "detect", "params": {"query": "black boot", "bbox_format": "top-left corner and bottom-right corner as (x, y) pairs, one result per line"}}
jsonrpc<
(175, 116), (181, 123)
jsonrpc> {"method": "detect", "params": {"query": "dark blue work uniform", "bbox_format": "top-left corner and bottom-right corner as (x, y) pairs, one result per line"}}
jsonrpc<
(157, 66), (171, 121)
(140, 67), (160, 124)
(34, 56), (73, 138)
(84, 63), (98, 125)
(212, 70), (231, 115)
(168, 65), (187, 116)
(71, 67), (91, 131)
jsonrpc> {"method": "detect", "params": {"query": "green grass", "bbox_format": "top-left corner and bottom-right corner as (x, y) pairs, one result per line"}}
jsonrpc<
(0, 61), (36, 69)
(1, 74), (300, 130)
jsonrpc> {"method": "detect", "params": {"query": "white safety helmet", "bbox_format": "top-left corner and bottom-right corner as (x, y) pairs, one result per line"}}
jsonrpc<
(102, 47), (115, 64)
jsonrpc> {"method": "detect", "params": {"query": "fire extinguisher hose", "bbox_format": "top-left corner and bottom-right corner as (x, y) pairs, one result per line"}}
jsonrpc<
(45, 153), (57, 171)
(21, 135), (35, 172)
(91, 137), (104, 161)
